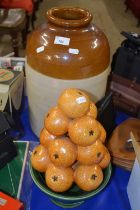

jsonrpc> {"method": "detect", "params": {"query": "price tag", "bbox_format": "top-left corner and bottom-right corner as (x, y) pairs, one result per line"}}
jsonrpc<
(127, 139), (132, 143)
(76, 96), (87, 104)
(69, 48), (79, 54)
(54, 36), (70, 46)
(36, 46), (45, 53)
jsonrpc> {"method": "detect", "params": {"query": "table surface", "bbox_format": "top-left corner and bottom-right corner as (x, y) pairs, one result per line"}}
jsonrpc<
(20, 97), (132, 210)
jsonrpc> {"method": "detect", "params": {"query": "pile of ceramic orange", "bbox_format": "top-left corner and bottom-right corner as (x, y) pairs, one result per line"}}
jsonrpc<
(31, 88), (111, 192)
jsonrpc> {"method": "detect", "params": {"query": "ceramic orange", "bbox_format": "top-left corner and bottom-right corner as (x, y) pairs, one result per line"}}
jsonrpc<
(40, 128), (57, 148)
(58, 88), (90, 118)
(97, 121), (107, 143)
(48, 138), (77, 167)
(99, 149), (111, 169)
(45, 163), (74, 192)
(87, 102), (98, 119)
(74, 164), (103, 191)
(31, 144), (50, 172)
(77, 140), (107, 165)
(44, 106), (70, 136)
(68, 116), (100, 146)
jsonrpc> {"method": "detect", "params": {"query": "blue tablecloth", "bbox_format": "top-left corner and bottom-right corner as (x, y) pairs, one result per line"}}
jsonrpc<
(20, 98), (132, 210)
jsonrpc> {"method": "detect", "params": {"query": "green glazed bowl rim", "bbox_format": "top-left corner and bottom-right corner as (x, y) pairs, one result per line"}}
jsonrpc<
(29, 162), (112, 201)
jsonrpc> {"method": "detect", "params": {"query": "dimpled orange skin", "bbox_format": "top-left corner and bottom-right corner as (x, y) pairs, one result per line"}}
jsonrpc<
(99, 149), (111, 169)
(87, 102), (98, 119)
(45, 163), (74, 192)
(40, 128), (57, 148)
(77, 140), (107, 165)
(44, 106), (70, 136)
(48, 138), (77, 167)
(97, 121), (107, 143)
(31, 144), (51, 172)
(58, 88), (90, 119)
(74, 164), (103, 191)
(68, 116), (100, 146)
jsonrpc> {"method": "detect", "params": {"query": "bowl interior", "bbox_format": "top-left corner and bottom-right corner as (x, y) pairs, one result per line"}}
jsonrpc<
(29, 162), (112, 201)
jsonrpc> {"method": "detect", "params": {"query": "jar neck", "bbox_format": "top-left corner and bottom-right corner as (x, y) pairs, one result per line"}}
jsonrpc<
(46, 7), (92, 28)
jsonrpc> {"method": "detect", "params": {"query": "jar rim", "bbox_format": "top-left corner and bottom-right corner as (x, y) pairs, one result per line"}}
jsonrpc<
(46, 7), (92, 28)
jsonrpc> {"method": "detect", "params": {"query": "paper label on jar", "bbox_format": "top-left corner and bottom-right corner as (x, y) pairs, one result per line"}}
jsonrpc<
(54, 36), (70, 46)
(76, 96), (87, 104)
(36, 46), (45, 53)
(127, 139), (132, 143)
(69, 48), (79, 54)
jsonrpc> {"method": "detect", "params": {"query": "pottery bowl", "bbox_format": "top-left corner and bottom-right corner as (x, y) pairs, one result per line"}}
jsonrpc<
(29, 162), (112, 208)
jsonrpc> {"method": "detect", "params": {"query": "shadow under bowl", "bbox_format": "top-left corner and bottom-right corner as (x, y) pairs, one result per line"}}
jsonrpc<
(29, 162), (112, 208)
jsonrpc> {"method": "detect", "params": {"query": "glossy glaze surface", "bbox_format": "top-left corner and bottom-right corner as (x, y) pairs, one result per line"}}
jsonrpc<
(48, 138), (77, 167)
(45, 163), (74, 192)
(44, 106), (70, 136)
(97, 121), (107, 143)
(40, 128), (57, 148)
(99, 151), (111, 169)
(86, 101), (98, 119)
(26, 7), (110, 79)
(31, 144), (50, 172)
(77, 140), (106, 165)
(68, 116), (100, 146)
(58, 88), (90, 118)
(74, 164), (103, 191)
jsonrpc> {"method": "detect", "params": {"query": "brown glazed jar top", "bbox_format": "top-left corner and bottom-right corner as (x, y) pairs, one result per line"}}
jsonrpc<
(26, 7), (110, 80)
(46, 7), (93, 28)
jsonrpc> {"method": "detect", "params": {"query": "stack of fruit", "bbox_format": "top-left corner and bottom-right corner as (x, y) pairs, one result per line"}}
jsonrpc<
(31, 88), (111, 192)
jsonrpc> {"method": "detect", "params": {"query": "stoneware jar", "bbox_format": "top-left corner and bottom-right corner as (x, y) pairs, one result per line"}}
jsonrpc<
(26, 7), (110, 136)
